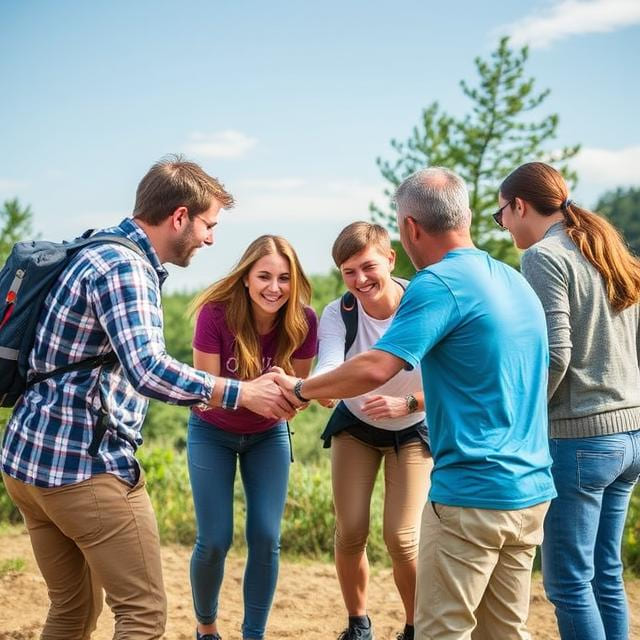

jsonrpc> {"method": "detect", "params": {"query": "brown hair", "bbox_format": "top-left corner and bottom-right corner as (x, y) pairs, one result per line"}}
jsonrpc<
(500, 162), (640, 311)
(189, 236), (312, 380)
(134, 154), (234, 225)
(331, 221), (392, 267)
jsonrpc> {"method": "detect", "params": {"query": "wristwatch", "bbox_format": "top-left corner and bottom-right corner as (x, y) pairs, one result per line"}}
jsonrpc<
(294, 378), (311, 403)
(405, 394), (419, 414)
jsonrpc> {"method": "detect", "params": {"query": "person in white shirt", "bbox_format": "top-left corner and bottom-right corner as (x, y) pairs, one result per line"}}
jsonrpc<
(315, 222), (432, 640)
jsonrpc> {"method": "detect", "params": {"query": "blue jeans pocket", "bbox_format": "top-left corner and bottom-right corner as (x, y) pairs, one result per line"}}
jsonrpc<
(577, 450), (624, 490)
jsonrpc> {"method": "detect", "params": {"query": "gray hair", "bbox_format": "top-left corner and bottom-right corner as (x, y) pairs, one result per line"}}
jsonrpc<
(394, 167), (471, 233)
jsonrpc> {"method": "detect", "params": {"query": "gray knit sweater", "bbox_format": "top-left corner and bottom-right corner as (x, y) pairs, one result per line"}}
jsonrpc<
(521, 222), (640, 438)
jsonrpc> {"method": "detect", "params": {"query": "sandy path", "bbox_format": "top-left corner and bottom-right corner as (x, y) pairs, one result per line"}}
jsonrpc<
(1, 526), (638, 639)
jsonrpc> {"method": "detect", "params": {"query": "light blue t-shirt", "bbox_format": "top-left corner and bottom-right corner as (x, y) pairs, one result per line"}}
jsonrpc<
(375, 248), (556, 510)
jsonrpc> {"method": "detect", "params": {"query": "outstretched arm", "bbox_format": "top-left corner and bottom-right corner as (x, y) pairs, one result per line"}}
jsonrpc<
(276, 349), (406, 403)
(194, 350), (296, 420)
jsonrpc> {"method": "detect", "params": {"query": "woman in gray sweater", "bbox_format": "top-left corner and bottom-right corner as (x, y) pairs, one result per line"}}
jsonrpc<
(496, 162), (640, 640)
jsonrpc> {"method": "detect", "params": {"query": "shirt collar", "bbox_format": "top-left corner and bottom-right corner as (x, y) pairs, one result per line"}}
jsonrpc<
(543, 220), (566, 240)
(115, 218), (169, 285)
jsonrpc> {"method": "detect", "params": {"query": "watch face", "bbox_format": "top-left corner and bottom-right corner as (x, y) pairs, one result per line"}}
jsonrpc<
(407, 395), (418, 413)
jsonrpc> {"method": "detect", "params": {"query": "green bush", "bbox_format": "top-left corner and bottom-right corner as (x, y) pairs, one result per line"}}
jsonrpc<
(139, 443), (388, 563)
(624, 484), (640, 575)
(0, 556), (25, 577)
(0, 478), (21, 524)
(142, 401), (190, 449)
(289, 402), (332, 465)
(137, 447), (196, 545)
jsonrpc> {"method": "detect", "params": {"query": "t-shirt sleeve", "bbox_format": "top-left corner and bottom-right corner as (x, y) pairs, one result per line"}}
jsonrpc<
(292, 306), (319, 359)
(373, 271), (459, 369)
(193, 303), (224, 354)
(314, 299), (346, 376)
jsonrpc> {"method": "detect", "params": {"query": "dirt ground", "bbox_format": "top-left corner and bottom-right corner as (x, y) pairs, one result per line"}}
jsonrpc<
(1, 526), (638, 640)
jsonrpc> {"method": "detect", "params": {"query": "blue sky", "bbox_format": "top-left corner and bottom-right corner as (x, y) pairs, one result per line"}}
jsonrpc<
(1, 0), (639, 291)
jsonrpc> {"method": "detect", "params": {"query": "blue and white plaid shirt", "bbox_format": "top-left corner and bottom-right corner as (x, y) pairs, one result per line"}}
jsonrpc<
(1, 218), (214, 487)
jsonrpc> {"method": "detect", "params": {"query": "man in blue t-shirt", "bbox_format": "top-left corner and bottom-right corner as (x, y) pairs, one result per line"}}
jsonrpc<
(276, 167), (556, 640)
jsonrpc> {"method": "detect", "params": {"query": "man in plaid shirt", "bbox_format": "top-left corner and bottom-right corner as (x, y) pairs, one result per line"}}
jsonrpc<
(1, 156), (294, 639)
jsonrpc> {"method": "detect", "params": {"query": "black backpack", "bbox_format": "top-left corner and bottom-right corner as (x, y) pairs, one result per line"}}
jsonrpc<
(339, 277), (409, 357)
(0, 230), (145, 408)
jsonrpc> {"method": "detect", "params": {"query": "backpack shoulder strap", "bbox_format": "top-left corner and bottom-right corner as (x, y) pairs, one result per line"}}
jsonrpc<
(392, 276), (410, 290)
(340, 276), (409, 357)
(26, 234), (147, 389)
(72, 233), (146, 260)
(340, 291), (358, 358)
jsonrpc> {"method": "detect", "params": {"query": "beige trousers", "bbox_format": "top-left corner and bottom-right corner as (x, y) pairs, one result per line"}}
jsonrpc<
(415, 500), (550, 640)
(2, 470), (166, 640)
(331, 432), (432, 562)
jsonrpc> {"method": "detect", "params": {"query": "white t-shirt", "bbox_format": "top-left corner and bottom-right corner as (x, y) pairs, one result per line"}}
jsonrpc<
(314, 297), (426, 431)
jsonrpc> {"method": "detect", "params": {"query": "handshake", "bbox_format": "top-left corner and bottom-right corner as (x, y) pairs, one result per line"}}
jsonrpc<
(236, 367), (312, 421)
(233, 367), (403, 421)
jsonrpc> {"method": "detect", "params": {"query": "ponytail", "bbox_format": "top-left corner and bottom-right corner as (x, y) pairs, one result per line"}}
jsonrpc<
(501, 162), (640, 311)
(563, 203), (640, 311)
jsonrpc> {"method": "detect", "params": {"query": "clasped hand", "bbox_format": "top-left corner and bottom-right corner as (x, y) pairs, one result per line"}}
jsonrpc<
(239, 369), (305, 421)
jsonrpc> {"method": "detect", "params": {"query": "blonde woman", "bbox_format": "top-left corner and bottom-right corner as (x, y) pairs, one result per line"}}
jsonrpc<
(187, 236), (318, 640)
(498, 162), (640, 640)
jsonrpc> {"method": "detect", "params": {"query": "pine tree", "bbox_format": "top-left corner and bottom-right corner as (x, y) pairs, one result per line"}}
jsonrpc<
(372, 37), (580, 268)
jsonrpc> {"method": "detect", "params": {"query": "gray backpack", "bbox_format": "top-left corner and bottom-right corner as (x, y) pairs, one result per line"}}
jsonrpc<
(0, 230), (144, 408)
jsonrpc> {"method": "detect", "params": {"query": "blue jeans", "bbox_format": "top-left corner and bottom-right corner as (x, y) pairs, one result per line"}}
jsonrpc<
(187, 414), (291, 640)
(542, 430), (640, 640)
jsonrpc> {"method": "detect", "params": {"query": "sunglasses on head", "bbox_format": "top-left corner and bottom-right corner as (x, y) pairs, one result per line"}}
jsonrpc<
(492, 200), (513, 229)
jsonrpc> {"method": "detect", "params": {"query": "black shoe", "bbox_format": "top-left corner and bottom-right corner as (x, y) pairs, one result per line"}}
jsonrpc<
(196, 631), (221, 640)
(396, 624), (414, 640)
(337, 618), (374, 640)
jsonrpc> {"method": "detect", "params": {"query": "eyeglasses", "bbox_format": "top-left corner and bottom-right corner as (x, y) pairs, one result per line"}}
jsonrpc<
(492, 201), (513, 229)
(193, 214), (217, 231)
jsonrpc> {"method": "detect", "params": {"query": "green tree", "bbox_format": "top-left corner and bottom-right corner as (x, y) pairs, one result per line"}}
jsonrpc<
(0, 199), (34, 265)
(596, 187), (640, 256)
(390, 240), (415, 279)
(0, 199), (34, 433)
(309, 271), (345, 316)
(371, 37), (580, 268)
(162, 291), (195, 365)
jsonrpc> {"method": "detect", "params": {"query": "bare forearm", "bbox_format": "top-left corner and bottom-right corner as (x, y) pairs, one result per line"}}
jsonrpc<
(301, 350), (403, 400)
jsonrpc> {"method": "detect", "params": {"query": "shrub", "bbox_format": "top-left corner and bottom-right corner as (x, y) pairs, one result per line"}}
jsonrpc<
(0, 556), (25, 577)
(0, 478), (21, 524)
(142, 401), (190, 449)
(138, 443), (389, 563)
(138, 447), (195, 545)
(624, 484), (640, 575)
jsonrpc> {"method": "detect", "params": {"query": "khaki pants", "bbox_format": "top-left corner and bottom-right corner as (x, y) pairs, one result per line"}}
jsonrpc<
(331, 432), (432, 562)
(416, 500), (549, 640)
(2, 470), (166, 640)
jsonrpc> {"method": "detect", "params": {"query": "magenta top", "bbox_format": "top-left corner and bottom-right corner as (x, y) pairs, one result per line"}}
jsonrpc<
(192, 302), (318, 434)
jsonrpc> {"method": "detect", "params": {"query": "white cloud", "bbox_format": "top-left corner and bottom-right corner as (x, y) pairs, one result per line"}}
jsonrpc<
(501, 0), (640, 49)
(184, 130), (258, 158)
(571, 145), (640, 191)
